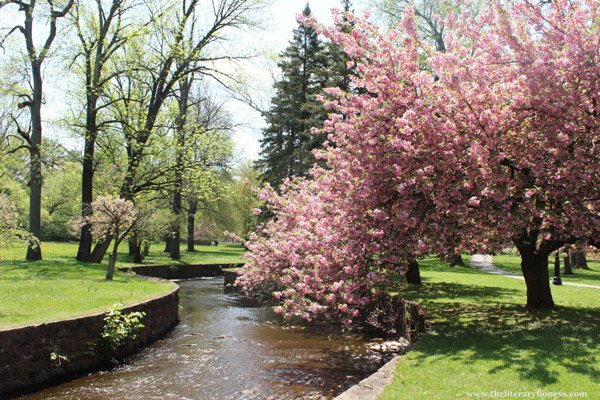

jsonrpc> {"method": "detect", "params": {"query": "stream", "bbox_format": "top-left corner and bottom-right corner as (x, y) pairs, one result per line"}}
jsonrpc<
(19, 278), (386, 400)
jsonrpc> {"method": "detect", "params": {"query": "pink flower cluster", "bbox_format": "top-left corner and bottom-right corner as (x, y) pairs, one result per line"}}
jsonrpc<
(72, 196), (139, 241)
(239, 0), (600, 324)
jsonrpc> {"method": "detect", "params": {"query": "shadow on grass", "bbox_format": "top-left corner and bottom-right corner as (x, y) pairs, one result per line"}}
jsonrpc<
(409, 299), (600, 386)
(118, 248), (245, 265)
(400, 281), (522, 306)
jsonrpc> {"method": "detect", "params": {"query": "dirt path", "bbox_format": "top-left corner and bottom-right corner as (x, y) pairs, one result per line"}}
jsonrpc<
(469, 254), (600, 289)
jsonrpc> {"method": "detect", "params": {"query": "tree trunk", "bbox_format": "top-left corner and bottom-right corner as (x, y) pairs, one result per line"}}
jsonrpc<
(106, 232), (121, 281)
(25, 66), (44, 261)
(447, 253), (465, 267)
(169, 184), (182, 260)
(76, 142), (94, 261)
(129, 234), (143, 263)
(164, 238), (172, 253)
(519, 250), (554, 308)
(169, 231), (181, 260)
(76, 106), (97, 262)
(169, 76), (190, 260)
(187, 198), (197, 252)
(106, 253), (117, 281)
(142, 240), (150, 257)
(571, 250), (589, 270)
(563, 248), (574, 275)
(77, 226), (93, 262)
(90, 236), (113, 263)
(405, 260), (422, 285)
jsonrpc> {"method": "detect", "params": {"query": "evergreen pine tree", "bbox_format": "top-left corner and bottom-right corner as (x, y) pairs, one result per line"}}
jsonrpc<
(256, 4), (330, 186)
(257, 2), (355, 187)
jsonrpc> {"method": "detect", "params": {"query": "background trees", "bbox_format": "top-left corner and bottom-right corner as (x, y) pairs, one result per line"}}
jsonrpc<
(0, 0), (262, 261)
(70, 0), (137, 262)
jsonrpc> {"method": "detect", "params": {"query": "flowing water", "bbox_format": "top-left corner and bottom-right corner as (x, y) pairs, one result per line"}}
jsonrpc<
(19, 278), (385, 400)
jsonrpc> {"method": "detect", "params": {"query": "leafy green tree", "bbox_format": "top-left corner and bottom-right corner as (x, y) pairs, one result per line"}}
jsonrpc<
(41, 162), (81, 241)
(0, 0), (75, 260)
(69, 0), (139, 261)
(181, 92), (235, 252)
(230, 161), (260, 239)
(0, 194), (19, 248)
(87, 0), (258, 263)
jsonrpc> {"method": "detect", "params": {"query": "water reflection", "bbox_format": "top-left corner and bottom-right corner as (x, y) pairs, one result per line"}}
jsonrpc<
(19, 278), (384, 400)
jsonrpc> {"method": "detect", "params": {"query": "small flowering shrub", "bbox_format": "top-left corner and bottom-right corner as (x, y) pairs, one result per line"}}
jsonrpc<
(71, 196), (140, 280)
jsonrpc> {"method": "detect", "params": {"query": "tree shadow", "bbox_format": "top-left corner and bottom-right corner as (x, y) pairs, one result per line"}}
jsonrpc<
(399, 281), (523, 307)
(408, 300), (600, 386)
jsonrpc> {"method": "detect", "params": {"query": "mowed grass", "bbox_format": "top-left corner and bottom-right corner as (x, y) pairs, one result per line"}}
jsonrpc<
(118, 242), (246, 267)
(380, 257), (600, 400)
(494, 254), (600, 287)
(0, 241), (244, 329)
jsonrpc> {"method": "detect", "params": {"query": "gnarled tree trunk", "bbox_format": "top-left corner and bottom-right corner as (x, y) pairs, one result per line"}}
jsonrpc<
(570, 250), (589, 270)
(128, 233), (143, 263)
(519, 249), (554, 308)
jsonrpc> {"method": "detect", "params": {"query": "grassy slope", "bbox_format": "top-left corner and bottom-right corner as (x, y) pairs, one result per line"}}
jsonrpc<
(380, 257), (600, 400)
(0, 242), (244, 329)
(494, 254), (600, 287)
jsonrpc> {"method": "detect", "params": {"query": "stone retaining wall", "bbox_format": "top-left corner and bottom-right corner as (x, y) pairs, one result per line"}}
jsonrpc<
(119, 263), (245, 280)
(334, 296), (430, 400)
(0, 282), (179, 397)
(395, 298), (429, 342)
(223, 269), (242, 293)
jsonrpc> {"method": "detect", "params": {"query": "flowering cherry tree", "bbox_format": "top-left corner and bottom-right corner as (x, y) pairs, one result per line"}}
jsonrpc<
(74, 196), (139, 280)
(241, 0), (599, 319)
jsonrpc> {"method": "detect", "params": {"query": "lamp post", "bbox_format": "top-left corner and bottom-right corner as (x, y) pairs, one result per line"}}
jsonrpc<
(553, 251), (562, 286)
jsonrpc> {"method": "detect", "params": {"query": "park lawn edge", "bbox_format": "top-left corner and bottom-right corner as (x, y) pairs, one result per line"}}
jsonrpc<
(0, 267), (176, 330)
(0, 241), (243, 329)
(378, 257), (600, 400)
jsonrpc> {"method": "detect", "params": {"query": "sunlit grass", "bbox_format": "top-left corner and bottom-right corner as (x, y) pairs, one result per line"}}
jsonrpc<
(0, 240), (244, 329)
(380, 257), (600, 399)
(119, 242), (246, 267)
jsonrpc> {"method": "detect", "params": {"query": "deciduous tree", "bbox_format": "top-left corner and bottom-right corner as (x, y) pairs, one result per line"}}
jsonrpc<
(0, 0), (75, 260)
(70, 0), (138, 262)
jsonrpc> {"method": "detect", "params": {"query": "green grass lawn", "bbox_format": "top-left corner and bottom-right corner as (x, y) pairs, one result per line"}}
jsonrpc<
(0, 241), (245, 329)
(493, 254), (600, 287)
(119, 242), (246, 267)
(380, 257), (600, 400)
